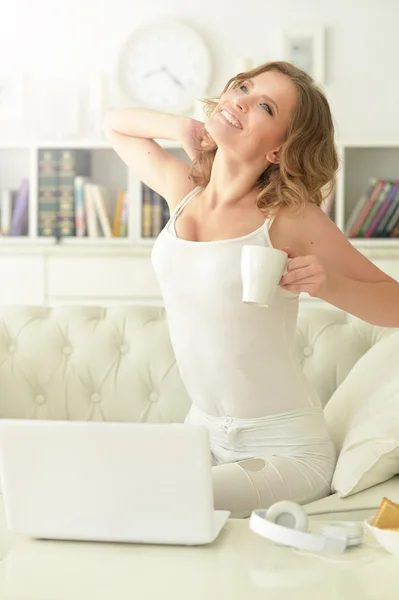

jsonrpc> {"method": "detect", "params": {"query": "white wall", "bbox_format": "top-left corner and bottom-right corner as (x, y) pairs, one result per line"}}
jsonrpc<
(2, 0), (399, 142)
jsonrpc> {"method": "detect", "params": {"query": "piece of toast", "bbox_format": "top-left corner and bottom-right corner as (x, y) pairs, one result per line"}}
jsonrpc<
(372, 497), (399, 531)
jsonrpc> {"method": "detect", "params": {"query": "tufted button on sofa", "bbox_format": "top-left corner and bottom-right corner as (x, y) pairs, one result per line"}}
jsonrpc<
(0, 303), (398, 519)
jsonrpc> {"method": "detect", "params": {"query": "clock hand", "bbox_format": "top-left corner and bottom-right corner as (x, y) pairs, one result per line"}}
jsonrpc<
(143, 67), (166, 78)
(163, 67), (185, 89)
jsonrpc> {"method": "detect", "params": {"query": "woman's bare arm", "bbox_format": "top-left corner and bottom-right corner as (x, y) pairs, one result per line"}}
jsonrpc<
(103, 108), (203, 210)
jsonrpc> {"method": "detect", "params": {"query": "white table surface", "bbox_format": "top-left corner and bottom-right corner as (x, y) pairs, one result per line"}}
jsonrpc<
(0, 495), (398, 600)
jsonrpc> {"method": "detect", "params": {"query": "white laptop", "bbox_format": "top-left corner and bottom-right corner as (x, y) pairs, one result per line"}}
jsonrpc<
(0, 419), (230, 546)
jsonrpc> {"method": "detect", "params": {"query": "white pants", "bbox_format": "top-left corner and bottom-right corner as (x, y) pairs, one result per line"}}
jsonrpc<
(185, 404), (336, 518)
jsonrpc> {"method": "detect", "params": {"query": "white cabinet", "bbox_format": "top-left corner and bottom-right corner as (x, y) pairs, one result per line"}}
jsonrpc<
(46, 249), (161, 305)
(0, 252), (45, 305)
(0, 139), (398, 307)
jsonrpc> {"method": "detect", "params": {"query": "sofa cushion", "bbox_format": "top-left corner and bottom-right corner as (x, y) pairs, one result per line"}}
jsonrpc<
(303, 475), (399, 521)
(296, 306), (394, 408)
(324, 331), (399, 497)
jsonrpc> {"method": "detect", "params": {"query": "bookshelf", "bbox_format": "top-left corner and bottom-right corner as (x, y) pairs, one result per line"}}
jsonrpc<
(335, 142), (399, 250)
(0, 139), (398, 307)
(0, 139), (187, 246)
(2, 139), (399, 249)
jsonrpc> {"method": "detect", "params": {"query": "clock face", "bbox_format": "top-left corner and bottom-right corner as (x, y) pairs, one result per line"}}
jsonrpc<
(118, 20), (212, 113)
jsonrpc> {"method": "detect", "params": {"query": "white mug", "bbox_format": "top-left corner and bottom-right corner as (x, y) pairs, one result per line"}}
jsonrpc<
(241, 245), (288, 307)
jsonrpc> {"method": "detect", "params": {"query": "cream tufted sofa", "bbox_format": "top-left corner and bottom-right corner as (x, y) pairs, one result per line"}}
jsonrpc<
(0, 303), (398, 520)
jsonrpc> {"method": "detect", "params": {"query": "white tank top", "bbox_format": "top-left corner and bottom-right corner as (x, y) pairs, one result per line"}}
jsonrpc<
(151, 186), (322, 418)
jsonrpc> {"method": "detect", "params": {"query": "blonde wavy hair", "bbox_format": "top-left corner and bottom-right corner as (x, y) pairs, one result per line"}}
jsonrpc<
(189, 61), (339, 216)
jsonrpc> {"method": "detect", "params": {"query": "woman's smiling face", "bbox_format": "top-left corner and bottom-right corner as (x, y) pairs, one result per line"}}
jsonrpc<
(205, 69), (298, 165)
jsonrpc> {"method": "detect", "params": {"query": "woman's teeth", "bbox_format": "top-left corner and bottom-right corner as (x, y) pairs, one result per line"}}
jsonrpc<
(221, 109), (242, 129)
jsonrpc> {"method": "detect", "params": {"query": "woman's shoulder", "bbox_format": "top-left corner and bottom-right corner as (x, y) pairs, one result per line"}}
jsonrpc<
(269, 201), (333, 250)
(276, 199), (324, 219)
(168, 182), (200, 214)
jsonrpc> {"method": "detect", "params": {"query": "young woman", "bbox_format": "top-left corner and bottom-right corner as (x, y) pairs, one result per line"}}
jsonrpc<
(104, 61), (399, 517)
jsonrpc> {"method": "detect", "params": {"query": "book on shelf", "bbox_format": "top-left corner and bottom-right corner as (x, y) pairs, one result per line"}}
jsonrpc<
(84, 183), (99, 238)
(0, 178), (29, 236)
(58, 149), (91, 237)
(345, 178), (399, 238)
(87, 183), (113, 238)
(1, 190), (12, 234)
(38, 148), (128, 239)
(374, 183), (399, 237)
(38, 149), (91, 237)
(142, 185), (152, 238)
(112, 191), (128, 237)
(73, 176), (88, 237)
(141, 184), (170, 239)
(38, 149), (58, 236)
(357, 180), (392, 238)
(384, 193), (399, 237)
(117, 192), (129, 238)
(113, 191), (124, 237)
(391, 220), (399, 238)
(80, 182), (128, 238)
(365, 181), (399, 238)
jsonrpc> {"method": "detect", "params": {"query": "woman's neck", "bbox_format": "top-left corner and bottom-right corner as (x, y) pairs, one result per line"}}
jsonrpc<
(204, 149), (269, 208)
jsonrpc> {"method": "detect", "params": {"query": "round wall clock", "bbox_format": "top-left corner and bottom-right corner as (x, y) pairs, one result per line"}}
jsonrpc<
(117, 19), (212, 114)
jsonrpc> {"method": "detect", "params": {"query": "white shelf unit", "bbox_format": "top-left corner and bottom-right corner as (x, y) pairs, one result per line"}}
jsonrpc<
(335, 142), (399, 250)
(0, 139), (187, 247)
(0, 139), (398, 307)
(0, 146), (31, 239)
(0, 139), (188, 307)
(2, 139), (399, 249)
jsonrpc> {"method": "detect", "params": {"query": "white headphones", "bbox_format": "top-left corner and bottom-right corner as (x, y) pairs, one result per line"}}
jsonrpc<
(250, 501), (364, 554)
